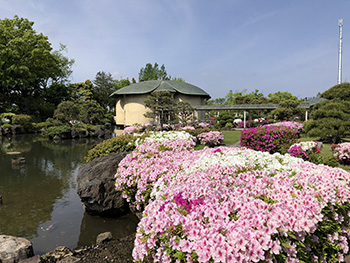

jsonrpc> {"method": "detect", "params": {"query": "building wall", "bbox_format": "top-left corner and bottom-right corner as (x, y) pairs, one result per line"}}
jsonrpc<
(175, 94), (207, 121)
(115, 94), (153, 126)
(115, 93), (208, 127)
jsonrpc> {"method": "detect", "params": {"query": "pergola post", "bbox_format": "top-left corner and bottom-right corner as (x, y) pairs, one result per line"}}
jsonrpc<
(305, 110), (308, 121)
(243, 110), (247, 129)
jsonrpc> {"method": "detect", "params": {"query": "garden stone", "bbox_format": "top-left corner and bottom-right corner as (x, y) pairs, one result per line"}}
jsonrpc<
(0, 235), (34, 263)
(53, 135), (61, 140)
(70, 129), (79, 139)
(77, 151), (130, 216)
(4, 128), (12, 135)
(58, 131), (72, 139)
(104, 129), (112, 137)
(96, 232), (113, 244)
(11, 125), (25, 135)
(42, 246), (72, 262)
(92, 127), (105, 137)
(77, 129), (88, 138)
(56, 256), (80, 263)
(19, 255), (41, 263)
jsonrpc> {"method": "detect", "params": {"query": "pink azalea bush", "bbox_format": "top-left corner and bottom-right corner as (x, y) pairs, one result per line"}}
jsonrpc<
(197, 122), (211, 128)
(122, 123), (152, 135)
(332, 143), (350, 165)
(240, 125), (299, 154)
(288, 141), (320, 161)
(132, 146), (350, 262)
(197, 131), (224, 146)
(270, 121), (303, 131)
(115, 132), (196, 210)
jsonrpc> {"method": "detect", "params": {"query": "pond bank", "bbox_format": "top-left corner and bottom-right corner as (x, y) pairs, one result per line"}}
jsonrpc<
(40, 233), (135, 263)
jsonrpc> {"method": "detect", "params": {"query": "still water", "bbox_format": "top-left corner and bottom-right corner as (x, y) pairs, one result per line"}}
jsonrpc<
(0, 134), (139, 255)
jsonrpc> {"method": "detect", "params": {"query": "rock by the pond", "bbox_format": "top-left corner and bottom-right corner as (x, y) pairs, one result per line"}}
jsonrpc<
(41, 246), (73, 262)
(92, 126), (105, 137)
(96, 232), (113, 244)
(77, 151), (130, 217)
(0, 235), (34, 263)
(11, 125), (26, 135)
(18, 255), (41, 263)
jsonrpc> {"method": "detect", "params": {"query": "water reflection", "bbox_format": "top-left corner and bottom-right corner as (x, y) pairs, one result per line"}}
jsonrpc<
(0, 134), (138, 255)
(78, 213), (139, 248)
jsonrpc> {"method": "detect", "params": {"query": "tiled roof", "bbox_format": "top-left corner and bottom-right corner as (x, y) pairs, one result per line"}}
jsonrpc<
(110, 80), (211, 98)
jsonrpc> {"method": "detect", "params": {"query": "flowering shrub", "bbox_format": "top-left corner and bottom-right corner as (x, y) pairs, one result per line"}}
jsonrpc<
(288, 141), (320, 161)
(271, 121), (303, 131)
(122, 123), (152, 135)
(197, 122), (211, 128)
(240, 125), (299, 154)
(132, 147), (350, 262)
(237, 120), (254, 128)
(115, 134), (196, 210)
(181, 126), (196, 130)
(332, 142), (350, 165)
(197, 131), (224, 146)
(135, 130), (196, 146)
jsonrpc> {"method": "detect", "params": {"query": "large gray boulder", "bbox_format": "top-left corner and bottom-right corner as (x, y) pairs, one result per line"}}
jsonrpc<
(0, 235), (34, 263)
(77, 152), (130, 217)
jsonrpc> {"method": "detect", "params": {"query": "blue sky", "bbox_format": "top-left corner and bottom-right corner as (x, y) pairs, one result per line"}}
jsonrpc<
(1, 0), (349, 100)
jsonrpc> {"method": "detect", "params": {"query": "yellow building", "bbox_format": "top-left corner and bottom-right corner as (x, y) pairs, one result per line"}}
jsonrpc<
(110, 80), (211, 127)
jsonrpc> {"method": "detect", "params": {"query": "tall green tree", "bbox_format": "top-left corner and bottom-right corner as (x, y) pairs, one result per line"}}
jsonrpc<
(144, 91), (177, 128)
(269, 99), (304, 121)
(92, 71), (115, 110)
(0, 16), (74, 116)
(176, 101), (195, 125)
(267, 91), (299, 104)
(305, 82), (350, 143)
(138, 63), (169, 82)
(70, 80), (94, 103)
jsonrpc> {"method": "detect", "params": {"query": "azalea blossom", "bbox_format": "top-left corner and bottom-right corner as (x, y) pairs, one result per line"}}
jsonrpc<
(114, 131), (350, 262)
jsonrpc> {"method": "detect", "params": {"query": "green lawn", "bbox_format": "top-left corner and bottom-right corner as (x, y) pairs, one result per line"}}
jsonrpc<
(221, 130), (241, 145)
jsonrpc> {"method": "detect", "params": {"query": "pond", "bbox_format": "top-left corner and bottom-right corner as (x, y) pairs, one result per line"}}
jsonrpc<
(0, 134), (139, 255)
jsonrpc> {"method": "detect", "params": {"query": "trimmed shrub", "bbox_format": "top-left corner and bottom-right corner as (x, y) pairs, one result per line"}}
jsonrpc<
(41, 125), (72, 138)
(332, 143), (350, 165)
(288, 141), (320, 161)
(240, 125), (299, 154)
(84, 134), (145, 162)
(12, 114), (33, 130)
(197, 131), (224, 147)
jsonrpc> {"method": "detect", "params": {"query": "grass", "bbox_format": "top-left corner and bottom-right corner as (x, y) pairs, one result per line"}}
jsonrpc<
(221, 130), (241, 145)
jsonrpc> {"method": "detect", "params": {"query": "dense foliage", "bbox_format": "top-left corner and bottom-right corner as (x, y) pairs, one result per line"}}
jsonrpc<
(305, 83), (350, 143)
(0, 16), (74, 118)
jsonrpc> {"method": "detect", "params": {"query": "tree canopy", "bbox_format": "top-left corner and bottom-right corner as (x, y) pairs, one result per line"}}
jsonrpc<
(144, 91), (177, 128)
(139, 63), (169, 82)
(0, 16), (74, 117)
(305, 82), (350, 143)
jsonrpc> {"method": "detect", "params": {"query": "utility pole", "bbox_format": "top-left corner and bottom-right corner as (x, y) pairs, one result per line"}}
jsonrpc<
(338, 19), (343, 84)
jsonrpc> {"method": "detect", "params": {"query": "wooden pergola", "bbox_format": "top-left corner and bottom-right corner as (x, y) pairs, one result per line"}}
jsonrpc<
(194, 102), (318, 128)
